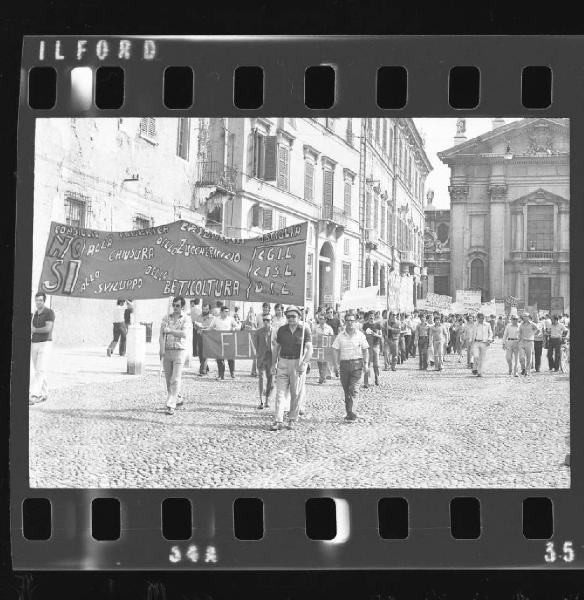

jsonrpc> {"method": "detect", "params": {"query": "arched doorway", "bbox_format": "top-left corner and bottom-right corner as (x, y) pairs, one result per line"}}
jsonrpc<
(319, 241), (335, 308)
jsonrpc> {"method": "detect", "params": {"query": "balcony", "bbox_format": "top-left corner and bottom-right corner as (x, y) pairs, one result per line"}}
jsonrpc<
(195, 161), (237, 193)
(318, 205), (347, 239)
(365, 227), (379, 250)
(511, 250), (557, 261)
(400, 249), (419, 266)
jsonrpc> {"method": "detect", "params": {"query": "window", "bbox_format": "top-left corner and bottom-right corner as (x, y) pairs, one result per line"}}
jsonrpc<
(176, 118), (190, 160)
(365, 190), (372, 228)
(133, 214), (151, 230)
(262, 208), (273, 230)
(470, 258), (485, 290)
(139, 118), (157, 140)
(470, 215), (485, 247)
(373, 262), (379, 286)
(434, 275), (450, 296)
(341, 262), (351, 294)
(65, 197), (86, 228)
(306, 253), (313, 300)
(344, 238), (350, 255)
(528, 277), (551, 310)
(346, 118), (353, 145)
(527, 205), (554, 251)
(374, 195), (379, 230)
(365, 258), (371, 287)
(277, 145), (290, 191)
(381, 204), (386, 240)
(323, 169), (334, 208)
(387, 210), (393, 243)
(206, 205), (222, 228)
(248, 205), (262, 228)
(379, 265), (386, 296)
(343, 181), (352, 216)
(250, 132), (277, 180)
(278, 215), (286, 229)
(251, 131), (265, 178)
(437, 223), (449, 244)
(382, 120), (388, 154)
(304, 161), (315, 202)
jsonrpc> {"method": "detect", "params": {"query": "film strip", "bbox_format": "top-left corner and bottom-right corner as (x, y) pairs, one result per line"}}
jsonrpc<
(10, 35), (581, 570)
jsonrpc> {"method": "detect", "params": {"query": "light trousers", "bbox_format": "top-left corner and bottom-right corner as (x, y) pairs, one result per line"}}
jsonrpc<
(274, 358), (304, 423)
(163, 349), (186, 408)
(472, 341), (488, 375)
(30, 341), (52, 398)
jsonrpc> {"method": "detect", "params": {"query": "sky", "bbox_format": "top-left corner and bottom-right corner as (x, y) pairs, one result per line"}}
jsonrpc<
(413, 118), (520, 209)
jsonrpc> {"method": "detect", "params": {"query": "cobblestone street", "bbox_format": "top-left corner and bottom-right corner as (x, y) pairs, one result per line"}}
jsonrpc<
(29, 340), (570, 489)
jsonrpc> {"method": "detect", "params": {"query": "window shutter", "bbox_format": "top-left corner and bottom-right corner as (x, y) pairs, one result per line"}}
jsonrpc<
(278, 215), (286, 229)
(148, 118), (156, 138)
(323, 169), (334, 207)
(277, 146), (289, 190)
(343, 182), (351, 215)
(374, 195), (379, 229)
(346, 118), (353, 145)
(263, 136), (278, 181)
(262, 208), (273, 230)
(365, 191), (372, 228)
(247, 131), (256, 178)
(251, 204), (261, 227)
(381, 205), (386, 240)
(304, 162), (314, 201)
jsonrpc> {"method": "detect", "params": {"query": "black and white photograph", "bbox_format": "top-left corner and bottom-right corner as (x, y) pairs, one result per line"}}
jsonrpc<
(28, 116), (570, 489)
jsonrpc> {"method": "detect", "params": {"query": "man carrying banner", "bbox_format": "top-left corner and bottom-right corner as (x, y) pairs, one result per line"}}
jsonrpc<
(270, 306), (313, 431)
(254, 313), (274, 409)
(159, 296), (190, 415)
(210, 305), (240, 380)
(194, 303), (213, 376)
(106, 298), (128, 357)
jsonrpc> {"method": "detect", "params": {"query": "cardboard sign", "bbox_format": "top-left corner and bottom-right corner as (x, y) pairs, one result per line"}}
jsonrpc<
(38, 220), (308, 303)
(456, 290), (482, 313)
(425, 292), (452, 310)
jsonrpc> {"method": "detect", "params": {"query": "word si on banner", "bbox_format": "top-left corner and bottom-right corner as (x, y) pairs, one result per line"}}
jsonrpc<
(38, 220), (308, 303)
(201, 329), (335, 362)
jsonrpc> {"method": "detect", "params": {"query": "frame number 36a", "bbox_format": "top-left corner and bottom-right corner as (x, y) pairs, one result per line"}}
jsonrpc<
(545, 540), (575, 563)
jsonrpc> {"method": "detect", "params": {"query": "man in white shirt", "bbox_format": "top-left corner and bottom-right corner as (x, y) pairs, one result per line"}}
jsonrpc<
(313, 313), (334, 384)
(518, 312), (539, 376)
(209, 305), (240, 380)
(332, 311), (369, 421)
(409, 311), (421, 357)
(470, 312), (494, 377)
(502, 315), (521, 376)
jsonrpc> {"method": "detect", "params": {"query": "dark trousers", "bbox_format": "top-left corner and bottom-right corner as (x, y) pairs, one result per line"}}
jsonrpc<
(217, 358), (235, 378)
(534, 340), (543, 371)
(417, 337), (429, 369)
(404, 334), (412, 357)
(548, 338), (562, 371)
(258, 357), (273, 401)
(198, 333), (208, 374)
(408, 335), (417, 357)
(192, 327), (199, 356)
(339, 359), (363, 416)
(108, 322), (127, 356)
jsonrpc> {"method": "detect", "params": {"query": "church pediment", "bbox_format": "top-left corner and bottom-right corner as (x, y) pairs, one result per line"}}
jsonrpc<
(438, 118), (569, 161)
(509, 187), (569, 207)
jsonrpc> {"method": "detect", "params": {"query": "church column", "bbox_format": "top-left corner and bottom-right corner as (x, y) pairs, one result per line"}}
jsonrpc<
(448, 182), (469, 296)
(553, 204), (558, 251)
(488, 183), (507, 299)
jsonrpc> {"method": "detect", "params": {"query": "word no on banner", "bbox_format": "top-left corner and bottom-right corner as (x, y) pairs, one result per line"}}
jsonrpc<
(38, 220), (308, 304)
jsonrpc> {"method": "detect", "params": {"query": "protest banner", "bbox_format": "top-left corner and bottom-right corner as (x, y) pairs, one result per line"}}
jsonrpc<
(449, 301), (465, 314)
(339, 286), (381, 311)
(424, 292), (452, 311)
(481, 299), (496, 315)
(387, 271), (401, 311)
(201, 329), (335, 363)
(399, 276), (414, 312)
(494, 302), (505, 316)
(455, 290), (482, 313)
(38, 220), (308, 304)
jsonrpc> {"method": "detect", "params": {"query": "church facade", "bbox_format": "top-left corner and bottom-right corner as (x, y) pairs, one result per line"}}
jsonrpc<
(438, 118), (570, 313)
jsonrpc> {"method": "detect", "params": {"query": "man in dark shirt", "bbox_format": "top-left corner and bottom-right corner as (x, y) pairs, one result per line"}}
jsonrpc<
(270, 306), (313, 431)
(363, 311), (383, 387)
(414, 313), (430, 370)
(325, 307), (341, 335)
(254, 313), (274, 409)
(30, 292), (55, 405)
(383, 313), (401, 371)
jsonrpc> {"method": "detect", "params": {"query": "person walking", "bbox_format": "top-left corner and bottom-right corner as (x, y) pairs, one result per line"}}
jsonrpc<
(402, 313), (413, 359)
(363, 311), (383, 387)
(533, 315), (545, 372)
(190, 298), (202, 358)
(251, 302), (271, 377)
(254, 313), (274, 409)
(107, 298), (128, 357)
(383, 313), (401, 371)
(548, 315), (568, 372)
(413, 313), (430, 370)
(463, 314), (476, 369)
(332, 310), (369, 422)
(470, 312), (493, 377)
(518, 312), (539, 376)
(210, 305), (240, 380)
(29, 292), (55, 405)
(429, 316), (446, 371)
(270, 306), (313, 431)
(159, 296), (190, 415)
(193, 303), (213, 376)
(313, 312), (334, 384)
(502, 315), (521, 376)
(409, 311), (420, 357)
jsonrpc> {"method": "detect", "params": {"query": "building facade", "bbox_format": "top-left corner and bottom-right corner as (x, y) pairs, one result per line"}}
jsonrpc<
(438, 118), (569, 312)
(33, 117), (207, 345)
(423, 196), (451, 297)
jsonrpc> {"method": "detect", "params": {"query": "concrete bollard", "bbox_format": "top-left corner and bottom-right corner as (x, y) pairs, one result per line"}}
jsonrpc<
(126, 324), (146, 375)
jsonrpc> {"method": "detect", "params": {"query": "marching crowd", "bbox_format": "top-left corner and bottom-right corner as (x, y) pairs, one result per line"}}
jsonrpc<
(29, 292), (570, 432)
